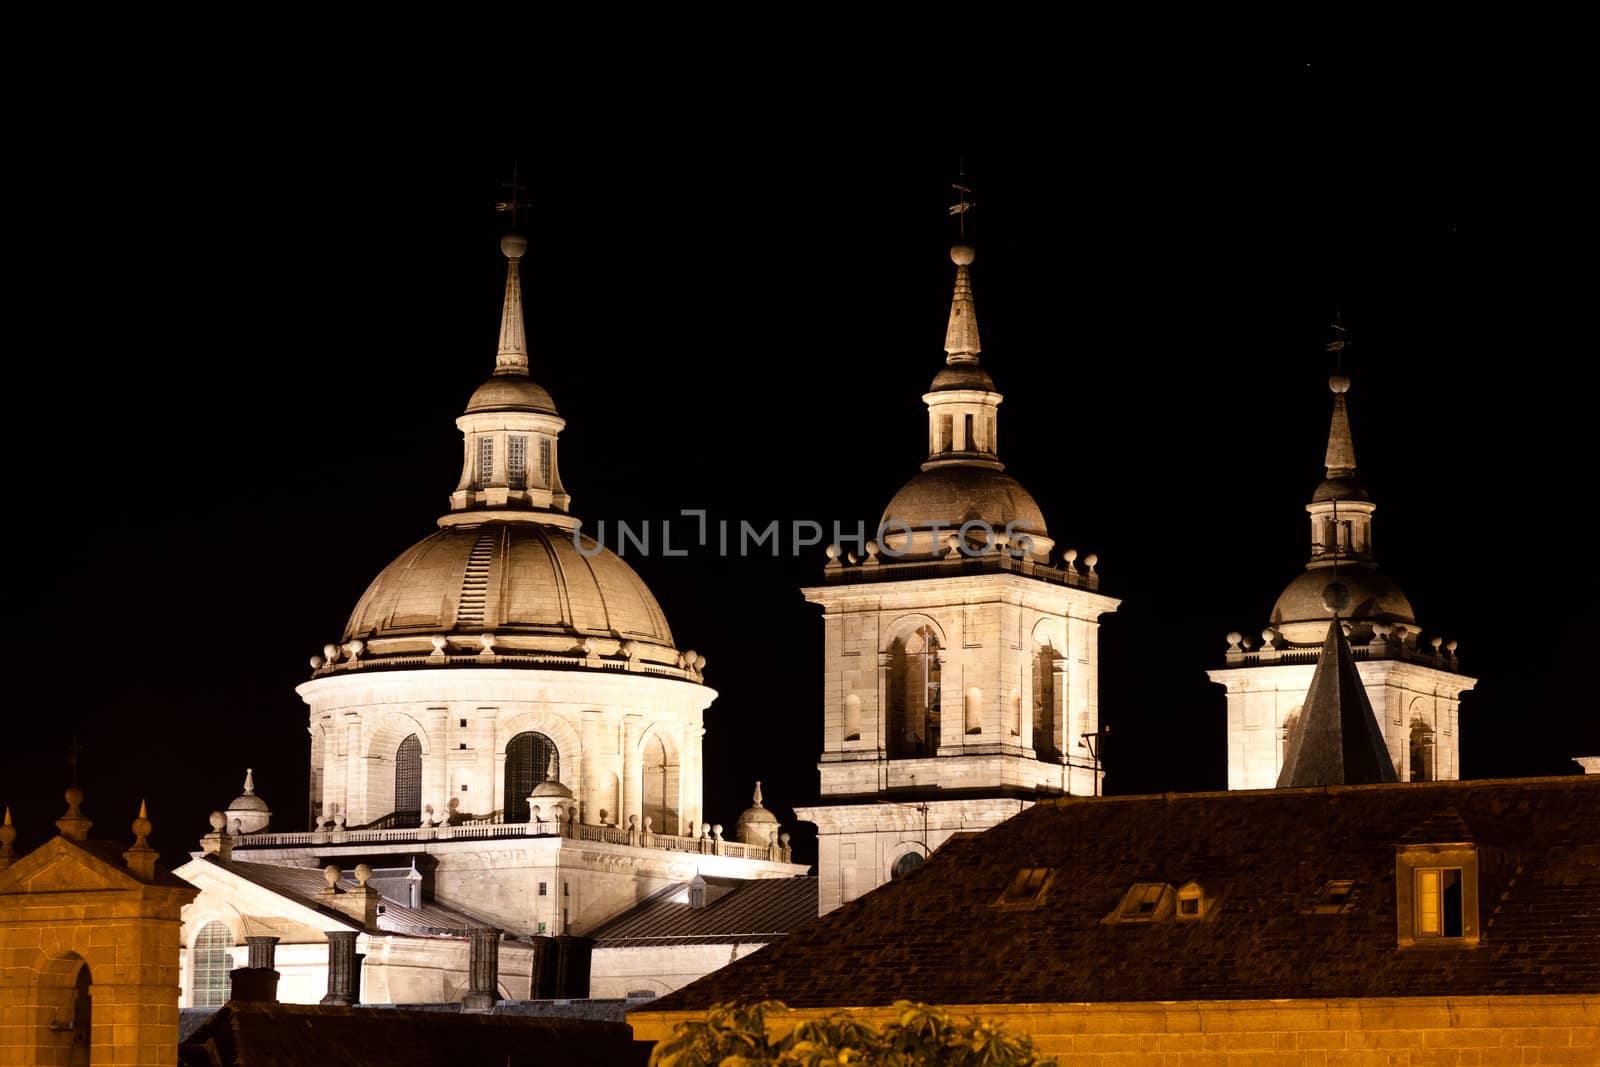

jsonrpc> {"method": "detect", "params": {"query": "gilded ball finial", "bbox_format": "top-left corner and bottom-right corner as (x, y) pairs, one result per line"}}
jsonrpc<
(951, 243), (975, 266)
(1329, 373), (1351, 395)
(501, 233), (528, 260)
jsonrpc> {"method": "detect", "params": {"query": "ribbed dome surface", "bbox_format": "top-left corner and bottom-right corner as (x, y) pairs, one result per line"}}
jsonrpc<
(880, 466), (1048, 537)
(344, 522), (674, 648)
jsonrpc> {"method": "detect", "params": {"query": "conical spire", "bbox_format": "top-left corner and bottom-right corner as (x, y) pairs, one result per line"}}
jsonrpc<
(1324, 374), (1357, 478)
(123, 799), (158, 880)
(494, 234), (529, 376)
(0, 806), (16, 870)
(1278, 612), (1398, 788)
(943, 243), (981, 364)
(242, 768), (256, 795)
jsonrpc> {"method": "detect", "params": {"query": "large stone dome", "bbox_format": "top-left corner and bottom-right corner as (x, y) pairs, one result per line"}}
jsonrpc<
(344, 522), (675, 650)
(1270, 566), (1416, 645)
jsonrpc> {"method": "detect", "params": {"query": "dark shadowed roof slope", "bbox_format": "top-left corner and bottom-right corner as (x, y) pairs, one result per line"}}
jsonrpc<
(589, 877), (817, 946)
(205, 858), (494, 937)
(649, 777), (1600, 1011)
(178, 1002), (648, 1067)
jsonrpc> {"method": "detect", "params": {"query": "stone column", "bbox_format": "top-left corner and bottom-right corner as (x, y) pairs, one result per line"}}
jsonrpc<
(246, 936), (279, 970)
(462, 927), (502, 1013)
(876, 651), (891, 756)
(320, 931), (360, 1006)
(622, 714), (643, 828)
(579, 711), (600, 824)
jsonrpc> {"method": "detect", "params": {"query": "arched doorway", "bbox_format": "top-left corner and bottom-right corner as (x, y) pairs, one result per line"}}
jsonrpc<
(68, 961), (91, 1067)
(504, 732), (559, 824)
(191, 921), (233, 1007)
(394, 734), (422, 827)
(888, 626), (941, 759)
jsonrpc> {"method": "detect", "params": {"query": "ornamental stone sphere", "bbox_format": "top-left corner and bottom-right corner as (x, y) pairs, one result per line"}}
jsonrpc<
(1329, 373), (1352, 395)
(951, 243), (975, 266)
(501, 233), (528, 259)
(1322, 580), (1351, 614)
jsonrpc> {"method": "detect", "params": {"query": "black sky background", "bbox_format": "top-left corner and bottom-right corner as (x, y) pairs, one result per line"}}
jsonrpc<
(5, 83), (1593, 868)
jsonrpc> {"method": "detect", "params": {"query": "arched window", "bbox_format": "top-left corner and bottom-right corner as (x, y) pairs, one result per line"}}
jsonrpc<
(887, 626), (941, 759)
(891, 851), (925, 880)
(395, 734), (422, 827)
(504, 732), (559, 825)
(1409, 720), (1436, 782)
(642, 735), (680, 835)
(191, 921), (234, 1007)
(1032, 642), (1060, 760)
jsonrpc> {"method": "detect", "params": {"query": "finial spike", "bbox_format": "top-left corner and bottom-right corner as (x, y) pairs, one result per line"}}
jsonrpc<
(752, 780), (764, 806)
(138, 798), (148, 819)
(1324, 373), (1357, 478)
(546, 752), (558, 782)
(243, 768), (255, 794)
(2, 806), (10, 826)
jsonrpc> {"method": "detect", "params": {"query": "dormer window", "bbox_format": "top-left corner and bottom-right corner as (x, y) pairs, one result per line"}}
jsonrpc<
(1175, 881), (1205, 920)
(1414, 867), (1464, 939)
(995, 867), (1056, 911)
(1108, 882), (1172, 923)
(1395, 835), (1479, 947)
(1312, 880), (1355, 915)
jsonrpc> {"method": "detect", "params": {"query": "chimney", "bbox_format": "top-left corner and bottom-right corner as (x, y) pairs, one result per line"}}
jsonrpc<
(320, 931), (361, 1006)
(229, 936), (281, 1004)
(528, 935), (557, 998)
(461, 927), (502, 1013)
(552, 935), (593, 999)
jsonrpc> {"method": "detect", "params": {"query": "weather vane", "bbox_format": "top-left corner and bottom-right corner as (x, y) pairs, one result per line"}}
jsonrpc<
(949, 163), (975, 239)
(495, 162), (531, 230)
(1326, 310), (1349, 369)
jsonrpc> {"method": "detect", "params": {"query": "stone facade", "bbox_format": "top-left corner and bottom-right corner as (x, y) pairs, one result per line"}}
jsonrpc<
(0, 795), (198, 1066)
(631, 996), (1600, 1064)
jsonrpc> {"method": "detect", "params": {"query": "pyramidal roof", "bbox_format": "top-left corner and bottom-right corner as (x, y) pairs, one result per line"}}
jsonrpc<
(1277, 617), (1398, 787)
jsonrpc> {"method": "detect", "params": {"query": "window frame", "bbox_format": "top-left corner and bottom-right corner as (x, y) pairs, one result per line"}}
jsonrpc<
(1395, 844), (1479, 947)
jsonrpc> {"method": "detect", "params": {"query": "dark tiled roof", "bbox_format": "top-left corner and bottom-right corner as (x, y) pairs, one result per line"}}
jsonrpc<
(1279, 618), (1397, 786)
(589, 877), (817, 946)
(208, 858), (492, 937)
(651, 777), (1600, 1012)
(178, 1002), (648, 1067)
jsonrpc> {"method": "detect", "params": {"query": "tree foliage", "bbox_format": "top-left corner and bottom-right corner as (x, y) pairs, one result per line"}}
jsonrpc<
(648, 1000), (1055, 1067)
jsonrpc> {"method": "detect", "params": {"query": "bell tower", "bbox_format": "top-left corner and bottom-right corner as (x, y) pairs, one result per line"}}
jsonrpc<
(1208, 369), (1476, 788)
(796, 219), (1118, 915)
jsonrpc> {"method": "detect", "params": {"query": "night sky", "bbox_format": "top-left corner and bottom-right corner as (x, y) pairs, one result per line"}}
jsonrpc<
(7, 92), (1592, 868)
